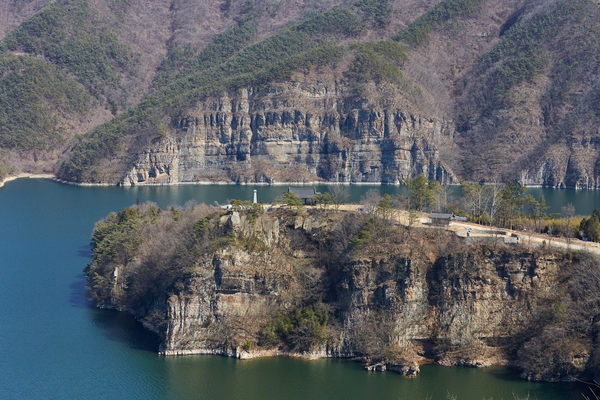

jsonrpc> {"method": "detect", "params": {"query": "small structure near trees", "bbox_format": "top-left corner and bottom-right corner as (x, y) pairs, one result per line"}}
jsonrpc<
(428, 212), (453, 226)
(287, 187), (320, 205)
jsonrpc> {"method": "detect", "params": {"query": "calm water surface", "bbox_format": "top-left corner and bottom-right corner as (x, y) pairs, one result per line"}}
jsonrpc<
(1, 179), (598, 399)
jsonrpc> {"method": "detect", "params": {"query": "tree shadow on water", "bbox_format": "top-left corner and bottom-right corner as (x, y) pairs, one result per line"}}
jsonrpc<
(484, 366), (523, 382)
(77, 244), (92, 259)
(69, 273), (93, 309)
(91, 309), (162, 352)
(71, 244), (162, 353)
(485, 366), (590, 399)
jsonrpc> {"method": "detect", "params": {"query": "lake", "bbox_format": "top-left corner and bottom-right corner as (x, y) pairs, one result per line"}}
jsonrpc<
(0, 178), (597, 399)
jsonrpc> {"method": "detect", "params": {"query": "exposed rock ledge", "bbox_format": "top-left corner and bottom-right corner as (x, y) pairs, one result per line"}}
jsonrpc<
(88, 207), (600, 382)
(121, 86), (456, 186)
(159, 345), (354, 361)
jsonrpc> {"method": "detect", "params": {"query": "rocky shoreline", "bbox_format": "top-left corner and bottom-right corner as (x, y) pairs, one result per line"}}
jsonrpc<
(6, 172), (600, 190)
(85, 205), (600, 383)
(0, 173), (56, 188)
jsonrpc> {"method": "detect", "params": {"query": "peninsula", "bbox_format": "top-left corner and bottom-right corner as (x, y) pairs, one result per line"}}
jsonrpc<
(87, 201), (600, 383)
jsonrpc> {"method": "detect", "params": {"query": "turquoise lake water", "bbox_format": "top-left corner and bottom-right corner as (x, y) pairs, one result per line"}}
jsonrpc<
(1, 178), (598, 399)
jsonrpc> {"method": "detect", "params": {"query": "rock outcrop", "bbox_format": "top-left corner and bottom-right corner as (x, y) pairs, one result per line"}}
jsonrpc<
(121, 86), (455, 186)
(519, 137), (600, 189)
(88, 206), (599, 381)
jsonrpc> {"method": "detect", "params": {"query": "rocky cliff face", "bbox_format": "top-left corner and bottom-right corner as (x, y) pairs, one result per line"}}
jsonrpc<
(121, 85), (455, 186)
(5, 1), (600, 188)
(335, 243), (567, 371)
(518, 136), (600, 189)
(160, 214), (296, 356)
(88, 206), (599, 381)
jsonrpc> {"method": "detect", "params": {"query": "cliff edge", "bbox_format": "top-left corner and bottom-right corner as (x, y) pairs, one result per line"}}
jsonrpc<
(87, 203), (600, 382)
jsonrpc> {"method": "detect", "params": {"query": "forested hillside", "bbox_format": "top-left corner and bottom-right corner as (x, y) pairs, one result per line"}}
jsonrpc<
(1, 0), (599, 187)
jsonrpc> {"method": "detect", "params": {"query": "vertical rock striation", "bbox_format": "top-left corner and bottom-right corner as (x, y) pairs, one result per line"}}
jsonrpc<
(122, 86), (455, 185)
(90, 207), (595, 381)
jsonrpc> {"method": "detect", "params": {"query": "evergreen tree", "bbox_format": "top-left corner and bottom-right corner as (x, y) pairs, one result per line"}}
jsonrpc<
(580, 209), (600, 242)
(407, 174), (435, 211)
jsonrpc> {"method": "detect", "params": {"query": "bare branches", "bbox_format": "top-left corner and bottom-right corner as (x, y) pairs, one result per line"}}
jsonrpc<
(327, 185), (349, 213)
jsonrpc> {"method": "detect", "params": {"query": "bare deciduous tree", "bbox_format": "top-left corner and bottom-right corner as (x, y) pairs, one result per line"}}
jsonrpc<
(328, 185), (349, 213)
(360, 188), (381, 214)
(561, 203), (576, 251)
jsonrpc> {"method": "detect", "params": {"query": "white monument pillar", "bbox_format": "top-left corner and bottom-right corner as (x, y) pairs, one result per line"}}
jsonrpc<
(253, 190), (257, 204)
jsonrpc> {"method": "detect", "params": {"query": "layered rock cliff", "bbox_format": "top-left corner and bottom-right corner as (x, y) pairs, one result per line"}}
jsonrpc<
(87, 204), (600, 381)
(3, 0), (600, 187)
(121, 86), (455, 186)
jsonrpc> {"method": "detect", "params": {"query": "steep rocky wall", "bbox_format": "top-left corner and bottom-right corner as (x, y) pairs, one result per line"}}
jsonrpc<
(121, 86), (456, 185)
(92, 208), (593, 381)
(335, 247), (564, 369)
(519, 136), (600, 189)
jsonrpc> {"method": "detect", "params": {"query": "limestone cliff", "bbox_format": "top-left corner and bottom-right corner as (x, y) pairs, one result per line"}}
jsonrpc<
(87, 204), (600, 382)
(121, 85), (455, 186)
(5, 1), (600, 188)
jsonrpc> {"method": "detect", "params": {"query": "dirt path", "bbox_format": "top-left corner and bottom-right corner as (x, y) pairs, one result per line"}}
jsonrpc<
(315, 204), (600, 255)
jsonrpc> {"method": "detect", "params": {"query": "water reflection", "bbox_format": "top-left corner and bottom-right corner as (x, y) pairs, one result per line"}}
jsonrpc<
(159, 357), (591, 400)
(2, 178), (596, 399)
(76, 244), (92, 258)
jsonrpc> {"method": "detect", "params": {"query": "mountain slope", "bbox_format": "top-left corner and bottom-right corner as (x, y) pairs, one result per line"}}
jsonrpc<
(1, 0), (599, 187)
(454, 0), (600, 187)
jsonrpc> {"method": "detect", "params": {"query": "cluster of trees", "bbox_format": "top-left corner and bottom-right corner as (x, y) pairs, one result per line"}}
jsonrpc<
(276, 175), (596, 245)
(392, 0), (486, 46)
(87, 202), (229, 309)
(517, 252), (600, 381)
(352, 173), (589, 244)
(0, 55), (92, 151)
(452, 179), (570, 237)
(478, 0), (580, 108)
(2, 0), (135, 105)
(345, 41), (408, 85)
(406, 174), (591, 244)
(151, 21), (258, 90)
(580, 209), (600, 243)
(0, 150), (13, 181)
(456, 0), (598, 182)
(457, 180), (584, 243)
(354, 0), (393, 28)
(260, 303), (328, 352)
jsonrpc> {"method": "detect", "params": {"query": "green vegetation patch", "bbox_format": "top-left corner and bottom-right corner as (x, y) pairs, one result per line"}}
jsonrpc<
(346, 41), (408, 84)
(483, 2), (579, 65)
(0, 55), (93, 151)
(2, 0), (135, 100)
(349, 218), (375, 248)
(476, 0), (583, 108)
(0, 149), (13, 181)
(488, 47), (548, 106)
(260, 303), (329, 351)
(355, 0), (393, 28)
(393, 0), (486, 46)
(87, 203), (228, 308)
(152, 22), (258, 90)
(580, 209), (600, 242)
